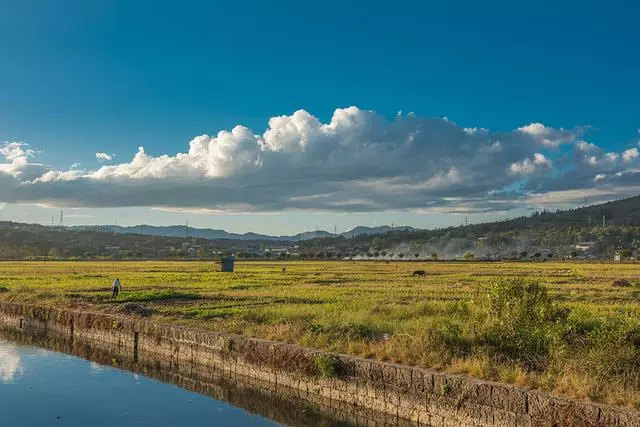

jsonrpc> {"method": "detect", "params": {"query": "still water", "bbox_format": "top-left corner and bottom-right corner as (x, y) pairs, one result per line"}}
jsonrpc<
(0, 335), (352, 427)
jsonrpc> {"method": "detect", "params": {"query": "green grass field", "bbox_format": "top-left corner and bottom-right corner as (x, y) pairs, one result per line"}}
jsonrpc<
(1, 260), (640, 407)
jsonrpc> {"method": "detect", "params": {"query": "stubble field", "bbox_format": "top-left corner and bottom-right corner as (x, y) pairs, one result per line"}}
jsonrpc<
(1, 260), (640, 407)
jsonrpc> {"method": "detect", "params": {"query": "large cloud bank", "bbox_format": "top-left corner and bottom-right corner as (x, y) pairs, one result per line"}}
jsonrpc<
(1, 107), (639, 214)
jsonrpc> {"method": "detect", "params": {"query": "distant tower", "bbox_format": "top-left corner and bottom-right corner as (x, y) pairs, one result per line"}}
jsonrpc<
(334, 225), (337, 236)
(59, 210), (64, 227)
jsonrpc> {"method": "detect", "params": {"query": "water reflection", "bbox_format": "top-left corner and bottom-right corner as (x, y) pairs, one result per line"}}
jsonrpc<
(0, 336), (278, 427)
(0, 344), (22, 382)
(0, 327), (391, 426)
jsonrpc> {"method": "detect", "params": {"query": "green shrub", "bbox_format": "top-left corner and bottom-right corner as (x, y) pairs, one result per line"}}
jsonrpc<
(554, 317), (640, 402)
(314, 353), (340, 378)
(227, 338), (237, 354)
(481, 278), (566, 370)
(423, 320), (470, 362)
(584, 319), (640, 374)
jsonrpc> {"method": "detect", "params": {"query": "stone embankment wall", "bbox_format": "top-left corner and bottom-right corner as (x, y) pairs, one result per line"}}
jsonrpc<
(0, 326), (389, 427)
(1, 301), (639, 427)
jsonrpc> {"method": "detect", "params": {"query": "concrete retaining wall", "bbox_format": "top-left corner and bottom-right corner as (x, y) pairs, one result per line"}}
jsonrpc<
(1, 301), (639, 426)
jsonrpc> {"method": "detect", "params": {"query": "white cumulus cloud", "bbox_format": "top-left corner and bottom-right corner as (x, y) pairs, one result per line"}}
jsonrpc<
(95, 152), (114, 162)
(0, 106), (639, 214)
(622, 148), (639, 162)
(517, 123), (578, 148)
(510, 153), (552, 176)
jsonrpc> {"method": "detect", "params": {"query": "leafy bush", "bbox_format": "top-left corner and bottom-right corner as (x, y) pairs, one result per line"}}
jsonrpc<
(424, 321), (470, 359)
(481, 278), (567, 370)
(314, 353), (340, 378)
(581, 319), (640, 376)
(414, 320), (472, 367)
(554, 316), (640, 404)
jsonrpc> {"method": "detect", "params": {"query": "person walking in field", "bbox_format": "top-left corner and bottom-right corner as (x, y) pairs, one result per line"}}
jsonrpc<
(112, 278), (121, 298)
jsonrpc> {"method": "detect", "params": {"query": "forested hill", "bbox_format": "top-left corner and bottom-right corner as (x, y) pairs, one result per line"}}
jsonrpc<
(484, 195), (640, 230)
(301, 196), (640, 259)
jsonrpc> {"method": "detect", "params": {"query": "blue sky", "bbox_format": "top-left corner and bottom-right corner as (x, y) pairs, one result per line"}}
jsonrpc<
(1, 0), (639, 234)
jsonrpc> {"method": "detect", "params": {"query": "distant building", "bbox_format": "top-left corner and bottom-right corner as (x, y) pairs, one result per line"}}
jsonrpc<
(573, 242), (596, 252)
(266, 248), (289, 257)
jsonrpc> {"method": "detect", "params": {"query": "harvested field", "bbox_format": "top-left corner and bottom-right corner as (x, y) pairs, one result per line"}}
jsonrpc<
(2, 260), (640, 408)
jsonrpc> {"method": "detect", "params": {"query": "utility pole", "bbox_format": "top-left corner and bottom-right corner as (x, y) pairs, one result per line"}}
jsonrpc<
(334, 225), (337, 236)
(59, 210), (64, 228)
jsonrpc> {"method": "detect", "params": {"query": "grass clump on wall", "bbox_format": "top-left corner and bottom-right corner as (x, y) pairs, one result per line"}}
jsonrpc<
(314, 353), (340, 378)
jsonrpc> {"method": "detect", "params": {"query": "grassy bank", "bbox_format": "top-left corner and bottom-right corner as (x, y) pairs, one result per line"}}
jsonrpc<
(1, 260), (640, 407)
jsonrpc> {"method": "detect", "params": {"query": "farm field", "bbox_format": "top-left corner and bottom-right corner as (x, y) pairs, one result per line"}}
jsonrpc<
(1, 260), (640, 408)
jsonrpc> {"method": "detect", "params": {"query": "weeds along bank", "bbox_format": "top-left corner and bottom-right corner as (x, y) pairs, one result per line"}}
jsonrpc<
(1, 260), (640, 408)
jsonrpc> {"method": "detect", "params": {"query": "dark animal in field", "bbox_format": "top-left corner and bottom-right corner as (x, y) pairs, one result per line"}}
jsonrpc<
(412, 270), (426, 277)
(613, 278), (631, 287)
(282, 266), (286, 273)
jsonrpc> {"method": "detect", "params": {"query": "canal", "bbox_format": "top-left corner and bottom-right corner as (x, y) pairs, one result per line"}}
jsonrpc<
(0, 329), (358, 426)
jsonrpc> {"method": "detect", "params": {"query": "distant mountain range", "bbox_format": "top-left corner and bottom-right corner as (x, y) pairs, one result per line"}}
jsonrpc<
(70, 224), (419, 242)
